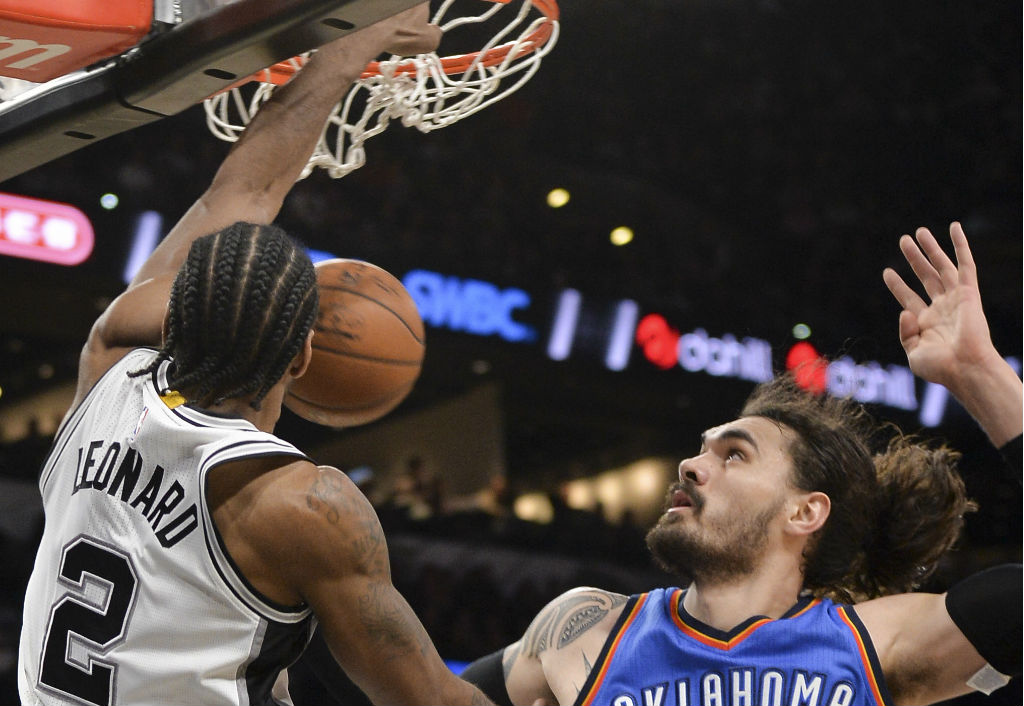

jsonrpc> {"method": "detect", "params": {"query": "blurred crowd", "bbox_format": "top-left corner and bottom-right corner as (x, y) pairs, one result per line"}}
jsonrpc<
(1, 432), (1020, 705)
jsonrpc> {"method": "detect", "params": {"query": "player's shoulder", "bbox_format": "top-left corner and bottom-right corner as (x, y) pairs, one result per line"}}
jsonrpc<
(552, 582), (630, 610)
(552, 585), (629, 607)
(230, 460), (382, 563)
(522, 586), (629, 658)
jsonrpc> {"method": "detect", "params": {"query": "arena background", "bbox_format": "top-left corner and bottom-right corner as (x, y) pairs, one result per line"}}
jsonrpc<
(0, 0), (1020, 703)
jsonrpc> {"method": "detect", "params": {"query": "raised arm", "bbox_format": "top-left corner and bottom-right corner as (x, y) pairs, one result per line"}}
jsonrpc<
(882, 221), (1023, 446)
(74, 4), (440, 406)
(859, 222), (1023, 704)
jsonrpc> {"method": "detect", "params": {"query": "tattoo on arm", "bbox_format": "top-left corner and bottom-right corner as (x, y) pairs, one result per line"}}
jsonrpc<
(522, 590), (627, 657)
(305, 469), (389, 575)
(306, 471), (347, 524)
(356, 580), (432, 662)
(306, 469), (424, 660)
(567, 651), (596, 700)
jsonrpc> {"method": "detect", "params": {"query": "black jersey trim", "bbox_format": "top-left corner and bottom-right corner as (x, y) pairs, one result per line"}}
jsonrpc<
(842, 606), (896, 706)
(573, 593), (646, 706)
(243, 617), (315, 706)
(672, 589), (817, 645)
(199, 448), (312, 619)
(202, 439), (306, 471)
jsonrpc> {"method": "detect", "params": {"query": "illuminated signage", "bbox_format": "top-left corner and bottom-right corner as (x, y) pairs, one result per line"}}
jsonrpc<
(786, 341), (916, 410)
(402, 269), (536, 342)
(395, 265), (1013, 427)
(0, 192), (94, 265)
(636, 314), (773, 383)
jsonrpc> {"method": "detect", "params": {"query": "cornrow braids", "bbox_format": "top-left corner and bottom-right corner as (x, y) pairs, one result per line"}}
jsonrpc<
(131, 222), (319, 410)
(741, 375), (974, 603)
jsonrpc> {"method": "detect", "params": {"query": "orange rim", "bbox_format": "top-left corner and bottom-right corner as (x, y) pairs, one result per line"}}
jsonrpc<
(252, 0), (558, 86)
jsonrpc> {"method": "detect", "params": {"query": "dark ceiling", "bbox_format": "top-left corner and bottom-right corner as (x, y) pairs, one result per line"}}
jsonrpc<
(0, 0), (1021, 493)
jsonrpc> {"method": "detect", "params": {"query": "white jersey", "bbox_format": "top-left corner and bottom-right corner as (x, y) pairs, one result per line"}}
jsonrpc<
(19, 349), (315, 706)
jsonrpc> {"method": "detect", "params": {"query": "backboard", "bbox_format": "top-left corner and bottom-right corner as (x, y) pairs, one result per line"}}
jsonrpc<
(0, 0), (425, 183)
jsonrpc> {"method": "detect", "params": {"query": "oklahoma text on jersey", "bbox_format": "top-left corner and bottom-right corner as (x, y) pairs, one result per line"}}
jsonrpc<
(578, 589), (892, 706)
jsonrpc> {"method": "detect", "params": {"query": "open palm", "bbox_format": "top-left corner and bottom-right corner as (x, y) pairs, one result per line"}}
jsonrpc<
(882, 222), (995, 393)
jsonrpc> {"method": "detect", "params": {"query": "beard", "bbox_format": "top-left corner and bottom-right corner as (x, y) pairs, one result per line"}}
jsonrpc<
(645, 484), (783, 585)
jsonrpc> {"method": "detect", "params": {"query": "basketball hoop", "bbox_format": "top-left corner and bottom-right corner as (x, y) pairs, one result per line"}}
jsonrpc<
(203, 0), (559, 179)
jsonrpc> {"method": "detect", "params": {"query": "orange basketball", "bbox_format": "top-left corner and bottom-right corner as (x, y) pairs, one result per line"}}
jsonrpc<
(284, 259), (425, 427)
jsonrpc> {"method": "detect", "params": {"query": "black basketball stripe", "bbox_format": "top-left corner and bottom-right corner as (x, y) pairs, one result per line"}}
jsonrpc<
(316, 284), (425, 344)
(309, 343), (422, 365)
(287, 380), (415, 412)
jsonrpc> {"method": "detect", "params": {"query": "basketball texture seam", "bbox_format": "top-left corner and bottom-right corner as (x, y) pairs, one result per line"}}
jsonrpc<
(287, 380), (416, 412)
(318, 284), (425, 344)
(309, 345), (422, 365)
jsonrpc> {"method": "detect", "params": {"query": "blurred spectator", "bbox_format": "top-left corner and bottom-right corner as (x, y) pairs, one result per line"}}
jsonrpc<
(378, 455), (446, 526)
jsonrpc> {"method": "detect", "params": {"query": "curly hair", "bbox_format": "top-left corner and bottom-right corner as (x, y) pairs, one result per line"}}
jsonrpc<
(741, 375), (976, 603)
(131, 222), (318, 409)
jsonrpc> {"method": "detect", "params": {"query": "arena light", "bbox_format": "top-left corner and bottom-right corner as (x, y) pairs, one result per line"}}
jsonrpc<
(122, 210), (163, 283)
(546, 187), (570, 208)
(610, 226), (633, 246)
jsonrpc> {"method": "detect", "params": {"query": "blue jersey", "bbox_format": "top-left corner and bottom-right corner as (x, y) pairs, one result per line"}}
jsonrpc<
(576, 588), (892, 706)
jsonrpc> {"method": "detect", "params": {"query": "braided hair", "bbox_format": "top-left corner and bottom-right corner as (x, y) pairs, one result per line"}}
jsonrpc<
(132, 222), (318, 409)
(741, 375), (975, 603)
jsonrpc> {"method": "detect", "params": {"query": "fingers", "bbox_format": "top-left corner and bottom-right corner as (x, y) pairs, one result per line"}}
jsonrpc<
(914, 226), (959, 291)
(894, 222), (976, 302)
(949, 221), (979, 289)
(883, 266), (927, 314)
(898, 233), (945, 301)
(381, 2), (441, 56)
(385, 23), (441, 56)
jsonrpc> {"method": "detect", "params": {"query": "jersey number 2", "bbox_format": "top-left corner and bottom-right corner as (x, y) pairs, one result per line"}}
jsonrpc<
(39, 538), (139, 706)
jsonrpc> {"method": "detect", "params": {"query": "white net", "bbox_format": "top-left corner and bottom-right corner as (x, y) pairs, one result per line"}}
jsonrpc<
(203, 0), (559, 179)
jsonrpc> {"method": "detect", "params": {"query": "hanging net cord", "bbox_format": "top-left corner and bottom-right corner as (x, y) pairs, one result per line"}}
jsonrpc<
(203, 0), (559, 179)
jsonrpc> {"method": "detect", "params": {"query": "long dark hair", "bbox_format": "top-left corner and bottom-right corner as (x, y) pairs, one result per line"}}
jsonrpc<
(742, 376), (975, 602)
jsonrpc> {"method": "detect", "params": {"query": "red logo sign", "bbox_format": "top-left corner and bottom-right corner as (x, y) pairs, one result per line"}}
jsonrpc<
(785, 341), (828, 394)
(635, 313), (680, 370)
(0, 192), (94, 265)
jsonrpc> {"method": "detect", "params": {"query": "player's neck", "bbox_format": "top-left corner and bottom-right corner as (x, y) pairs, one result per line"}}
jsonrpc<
(188, 384), (285, 432)
(682, 553), (805, 631)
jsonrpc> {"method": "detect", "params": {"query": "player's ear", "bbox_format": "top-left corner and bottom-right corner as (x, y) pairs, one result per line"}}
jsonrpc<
(290, 328), (314, 378)
(785, 491), (830, 537)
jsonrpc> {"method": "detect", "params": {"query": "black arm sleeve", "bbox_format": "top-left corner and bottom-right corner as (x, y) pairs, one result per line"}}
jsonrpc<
(999, 434), (1022, 484)
(460, 649), (515, 706)
(945, 563), (1023, 676)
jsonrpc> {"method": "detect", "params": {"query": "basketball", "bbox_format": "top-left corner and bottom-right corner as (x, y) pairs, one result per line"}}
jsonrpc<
(284, 259), (425, 427)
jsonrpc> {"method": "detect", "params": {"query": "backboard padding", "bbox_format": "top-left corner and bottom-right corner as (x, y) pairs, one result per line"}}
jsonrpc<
(0, 0), (424, 182)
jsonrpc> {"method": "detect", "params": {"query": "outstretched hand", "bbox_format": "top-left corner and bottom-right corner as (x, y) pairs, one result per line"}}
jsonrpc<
(375, 2), (442, 57)
(882, 222), (996, 393)
(883, 221), (1022, 447)
(315, 2), (441, 70)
